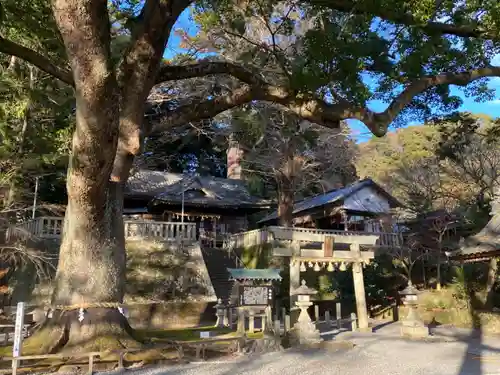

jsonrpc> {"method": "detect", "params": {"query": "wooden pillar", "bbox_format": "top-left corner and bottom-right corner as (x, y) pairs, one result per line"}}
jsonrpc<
(237, 308), (245, 334)
(289, 259), (300, 304)
(350, 243), (371, 332)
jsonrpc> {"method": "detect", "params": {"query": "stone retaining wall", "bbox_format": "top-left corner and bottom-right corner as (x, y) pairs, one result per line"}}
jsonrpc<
(126, 301), (216, 329)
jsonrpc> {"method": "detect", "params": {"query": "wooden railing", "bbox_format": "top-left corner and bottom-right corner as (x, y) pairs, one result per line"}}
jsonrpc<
(124, 220), (196, 241)
(8, 217), (197, 242)
(223, 228), (269, 249)
(225, 226), (403, 249)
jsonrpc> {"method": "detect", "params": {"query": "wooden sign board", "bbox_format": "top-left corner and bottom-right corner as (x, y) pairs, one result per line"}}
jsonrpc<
(238, 285), (273, 306)
(323, 236), (334, 257)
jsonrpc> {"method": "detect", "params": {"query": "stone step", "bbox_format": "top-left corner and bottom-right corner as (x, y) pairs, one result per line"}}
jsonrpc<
(201, 247), (238, 303)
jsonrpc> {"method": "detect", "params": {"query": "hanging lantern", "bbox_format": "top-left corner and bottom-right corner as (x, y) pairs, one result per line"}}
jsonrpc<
(339, 262), (347, 271)
(327, 262), (334, 272)
(300, 262), (306, 272)
(313, 262), (321, 272)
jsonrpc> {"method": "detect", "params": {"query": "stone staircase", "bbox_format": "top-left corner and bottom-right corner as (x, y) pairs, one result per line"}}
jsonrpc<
(201, 247), (240, 304)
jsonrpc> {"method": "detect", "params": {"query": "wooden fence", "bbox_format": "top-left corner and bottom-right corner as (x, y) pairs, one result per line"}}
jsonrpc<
(224, 226), (403, 250)
(6, 217), (197, 242)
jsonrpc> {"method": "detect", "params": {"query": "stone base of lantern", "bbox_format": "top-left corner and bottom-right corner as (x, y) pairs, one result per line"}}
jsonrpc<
(358, 326), (373, 333)
(401, 320), (429, 338)
(289, 320), (323, 347)
(289, 307), (300, 327)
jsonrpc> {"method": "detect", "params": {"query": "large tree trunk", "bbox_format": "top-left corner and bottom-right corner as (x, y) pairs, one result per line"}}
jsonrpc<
(277, 176), (294, 227)
(33, 93), (130, 353)
(24, 0), (186, 355)
(277, 145), (296, 227)
(23, 0), (134, 354)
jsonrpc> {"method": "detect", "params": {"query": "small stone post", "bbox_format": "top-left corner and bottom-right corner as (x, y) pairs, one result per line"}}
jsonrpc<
(350, 313), (357, 331)
(285, 315), (291, 333)
(336, 302), (341, 328)
(274, 319), (281, 338)
(314, 305), (319, 322)
(325, 311), (331, 325)
(223, 306), (229, 327)
(228, 305), (234, 327)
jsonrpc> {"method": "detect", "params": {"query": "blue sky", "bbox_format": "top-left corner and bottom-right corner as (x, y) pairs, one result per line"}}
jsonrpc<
(165, 9), (500, 143)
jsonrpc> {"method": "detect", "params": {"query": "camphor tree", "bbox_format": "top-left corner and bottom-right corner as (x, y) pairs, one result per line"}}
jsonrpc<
(1, 0), (500, 352)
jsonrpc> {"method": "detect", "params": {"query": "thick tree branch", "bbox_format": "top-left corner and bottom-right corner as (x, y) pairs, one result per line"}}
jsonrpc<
(150, 81), (347, 133)
(307, 0), (500, 41)
(0, 36), (73, 85)
(152, 64), (500, 138)
(112, 0), (192, 179)
(151, 86), (256, 132)
(361, 65), (500, 135)
(271, 65), (500, 136)
(155, 59), (266, 86)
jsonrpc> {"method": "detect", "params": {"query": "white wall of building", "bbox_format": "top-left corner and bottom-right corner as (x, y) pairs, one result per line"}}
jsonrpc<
(342, 186), (391, 213)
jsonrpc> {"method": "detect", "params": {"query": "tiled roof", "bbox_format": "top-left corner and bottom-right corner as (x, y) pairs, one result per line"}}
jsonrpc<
(227, 268), (282, 281)
(126, 169), (270, 208)
(449, 213), (500, 260)
(258, 178), (399, 224)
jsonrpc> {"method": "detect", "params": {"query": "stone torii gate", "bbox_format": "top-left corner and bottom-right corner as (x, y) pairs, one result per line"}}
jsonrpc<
(270, 228), (378, 332)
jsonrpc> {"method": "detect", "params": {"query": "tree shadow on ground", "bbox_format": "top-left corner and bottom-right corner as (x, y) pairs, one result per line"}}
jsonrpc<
(371, 319), (397, 332)
(456, 272), (486, 375)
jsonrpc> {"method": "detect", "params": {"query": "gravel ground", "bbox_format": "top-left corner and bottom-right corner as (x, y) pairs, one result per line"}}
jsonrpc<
(36, 323), (500, 375)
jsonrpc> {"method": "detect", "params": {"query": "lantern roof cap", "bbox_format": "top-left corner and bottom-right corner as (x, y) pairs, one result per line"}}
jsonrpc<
(399, 281), (420, 296)
(292, 280), (318, 296)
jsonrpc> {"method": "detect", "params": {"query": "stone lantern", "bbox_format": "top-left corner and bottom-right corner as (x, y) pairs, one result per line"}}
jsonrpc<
(214, 298), (228, 328)
(399, 281), (428, 338)
(289, 280), (322, 346)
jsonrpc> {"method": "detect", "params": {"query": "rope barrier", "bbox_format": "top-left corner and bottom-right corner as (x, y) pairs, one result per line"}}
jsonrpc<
(49, 301), (125, 311)
(0, 299), (175, 312)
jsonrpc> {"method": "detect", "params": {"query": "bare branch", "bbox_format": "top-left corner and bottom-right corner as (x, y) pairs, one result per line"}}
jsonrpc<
(0, 36), (73, 85)
(306, 0), (500, 41)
